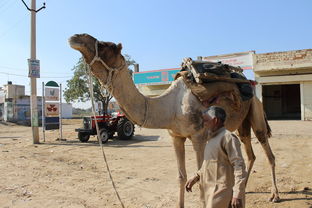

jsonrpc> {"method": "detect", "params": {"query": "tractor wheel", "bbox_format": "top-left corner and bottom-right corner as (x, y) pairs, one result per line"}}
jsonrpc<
(78, 132), (90, 143)
(117, 118), (135, 140)
(98, 128), (109, 143)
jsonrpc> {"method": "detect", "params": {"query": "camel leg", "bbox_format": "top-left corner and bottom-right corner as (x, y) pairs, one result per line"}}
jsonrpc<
(249, 97), (280, 202)
(191, 140), (206, 207)
(191, 140), (206, 170)
(171, 136), (187, 208)
(241, 139), (256, 186)
(259, 140), (280, 202)
(237, 119), (256, 186)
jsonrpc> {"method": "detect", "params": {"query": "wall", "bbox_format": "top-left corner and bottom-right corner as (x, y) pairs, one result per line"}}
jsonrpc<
(137, 84), (171, 97)
(14, 96), (42, 125)
(61, 103), (73, 118)
(254, 49), (312, 76)
(3, 96), (42, 125)
(133, 68), (180, 97)
(3, 102), (13, 121)
(0, 90), (4, 103)
(3, 84), (25, 99)
(0, 103), (3, 120)
(302, 81), (312, 120)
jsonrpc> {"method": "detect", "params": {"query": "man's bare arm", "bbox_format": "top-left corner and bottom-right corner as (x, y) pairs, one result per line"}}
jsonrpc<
(185, 174), (200, 192)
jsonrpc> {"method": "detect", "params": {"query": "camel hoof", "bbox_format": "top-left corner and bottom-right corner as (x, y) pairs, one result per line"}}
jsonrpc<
(268, 194), (280, 203)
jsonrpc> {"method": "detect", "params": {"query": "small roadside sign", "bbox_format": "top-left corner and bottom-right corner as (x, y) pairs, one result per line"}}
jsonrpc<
(45, 103), (59, 116)
(42, 81), (63, 141)
(28, 59), (40, 78)
(45, 87), (60, 101)
(45, 117), (59, 130)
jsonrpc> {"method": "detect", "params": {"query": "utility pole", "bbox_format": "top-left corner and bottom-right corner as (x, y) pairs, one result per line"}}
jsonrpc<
(21, 0), (45, 144)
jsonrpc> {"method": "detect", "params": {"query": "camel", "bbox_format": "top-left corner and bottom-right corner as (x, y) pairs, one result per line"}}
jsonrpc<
(68, 33), (280, 207)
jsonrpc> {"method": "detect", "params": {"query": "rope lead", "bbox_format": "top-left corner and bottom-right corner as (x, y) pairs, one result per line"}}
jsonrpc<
(87, 65), (125, 208)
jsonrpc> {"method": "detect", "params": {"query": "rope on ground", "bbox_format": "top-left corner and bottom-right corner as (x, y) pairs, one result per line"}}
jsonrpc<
(87, 65), (125, 208)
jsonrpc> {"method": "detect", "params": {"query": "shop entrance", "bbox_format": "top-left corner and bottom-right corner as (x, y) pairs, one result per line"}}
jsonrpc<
(262, 84), (301, 120)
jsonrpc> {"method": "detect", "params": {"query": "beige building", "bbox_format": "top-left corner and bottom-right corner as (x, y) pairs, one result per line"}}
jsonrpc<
(254, 49), (312, 120)
(1, 81), (25, 100)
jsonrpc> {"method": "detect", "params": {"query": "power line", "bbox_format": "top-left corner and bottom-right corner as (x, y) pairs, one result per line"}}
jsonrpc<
(0, 71), (72, 78)
(0, 65), (25, 71)
(0, 71), (26, 77)
(0, 0), (15, 17)
(0, 66), (73, 75)
(0, 16), (27, 40)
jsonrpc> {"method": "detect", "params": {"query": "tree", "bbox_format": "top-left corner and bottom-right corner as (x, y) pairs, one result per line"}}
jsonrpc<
(64, 55), (136, 115)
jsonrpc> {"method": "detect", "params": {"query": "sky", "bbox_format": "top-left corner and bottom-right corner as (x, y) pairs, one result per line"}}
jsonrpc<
(0, 0), (311, 108)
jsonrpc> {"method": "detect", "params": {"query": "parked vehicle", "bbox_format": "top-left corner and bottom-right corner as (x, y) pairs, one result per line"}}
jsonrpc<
(75, 112), (135, 143)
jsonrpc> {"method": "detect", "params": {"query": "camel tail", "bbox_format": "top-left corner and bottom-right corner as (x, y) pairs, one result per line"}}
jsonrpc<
(264, 113), (272, 138)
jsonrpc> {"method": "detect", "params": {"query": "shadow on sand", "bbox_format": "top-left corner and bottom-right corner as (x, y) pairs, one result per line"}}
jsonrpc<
(40, 134), (174, 148)
(0, 136), (21, 139)
(246, 190), (312, 203)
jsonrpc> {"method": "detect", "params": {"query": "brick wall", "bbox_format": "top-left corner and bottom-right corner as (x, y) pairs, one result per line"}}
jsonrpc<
(254, 49), (312, 74)
(256, 49), (312, 64)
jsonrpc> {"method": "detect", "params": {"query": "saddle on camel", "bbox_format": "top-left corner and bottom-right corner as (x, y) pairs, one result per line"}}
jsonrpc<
(175, 58), (255, 117)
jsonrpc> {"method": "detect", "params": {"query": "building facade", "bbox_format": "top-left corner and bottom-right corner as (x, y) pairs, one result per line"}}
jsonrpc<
(254, 49), (312, 120)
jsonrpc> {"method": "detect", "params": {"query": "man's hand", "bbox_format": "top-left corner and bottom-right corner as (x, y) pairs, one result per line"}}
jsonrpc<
(185, 175), (199, 192)
(231, 197), (242, 208)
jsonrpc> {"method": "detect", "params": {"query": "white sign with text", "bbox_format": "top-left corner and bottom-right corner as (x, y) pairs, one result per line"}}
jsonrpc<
(45, 88), (60, 101)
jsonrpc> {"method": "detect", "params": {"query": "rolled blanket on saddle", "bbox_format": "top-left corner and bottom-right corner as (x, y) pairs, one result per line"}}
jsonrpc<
(178, 58), (254, 102)
(175, 58), (254, 126)
(175, 71), (243, 111)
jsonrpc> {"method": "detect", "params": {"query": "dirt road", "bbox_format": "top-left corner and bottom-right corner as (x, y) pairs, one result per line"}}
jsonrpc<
(0, 120), (311, 208)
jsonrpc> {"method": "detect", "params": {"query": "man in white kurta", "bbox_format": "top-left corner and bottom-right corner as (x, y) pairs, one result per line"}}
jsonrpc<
(186, 106), (247, 208)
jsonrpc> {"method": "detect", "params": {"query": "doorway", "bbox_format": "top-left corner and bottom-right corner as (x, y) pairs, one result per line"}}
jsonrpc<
(262, 84), (301, 120)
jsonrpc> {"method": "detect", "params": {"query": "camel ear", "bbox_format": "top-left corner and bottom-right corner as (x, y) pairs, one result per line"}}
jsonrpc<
(117, 43), (122, 52)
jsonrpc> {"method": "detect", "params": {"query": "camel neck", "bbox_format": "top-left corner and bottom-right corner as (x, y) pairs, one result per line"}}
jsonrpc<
(110, 67), (176, 129)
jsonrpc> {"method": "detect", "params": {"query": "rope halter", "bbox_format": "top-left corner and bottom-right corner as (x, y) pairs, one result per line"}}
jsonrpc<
(87, 40), (126, 91)
(86, 40), (149, 127)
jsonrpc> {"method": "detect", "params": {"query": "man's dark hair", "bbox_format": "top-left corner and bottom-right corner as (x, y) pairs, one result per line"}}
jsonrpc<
(204, 106), (226, 123)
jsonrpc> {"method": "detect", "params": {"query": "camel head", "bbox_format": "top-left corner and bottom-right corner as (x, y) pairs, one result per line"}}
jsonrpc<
(69, 33), (125, 83)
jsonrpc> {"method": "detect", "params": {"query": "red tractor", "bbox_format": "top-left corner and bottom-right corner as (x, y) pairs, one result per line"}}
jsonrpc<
(75, 112), (135, 143)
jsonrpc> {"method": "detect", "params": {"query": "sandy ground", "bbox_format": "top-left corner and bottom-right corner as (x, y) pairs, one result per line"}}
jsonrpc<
(0, 120), (312, 208)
